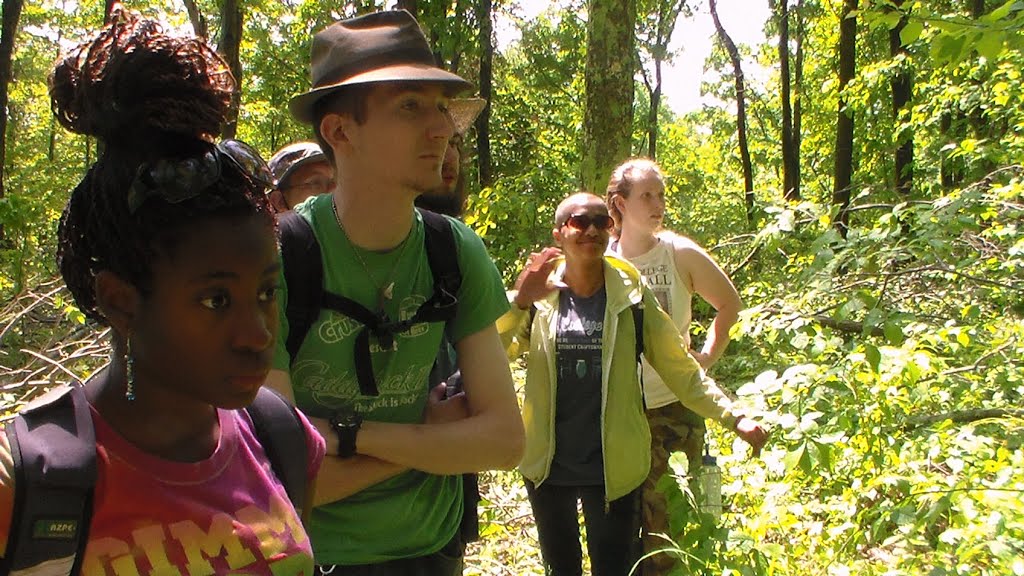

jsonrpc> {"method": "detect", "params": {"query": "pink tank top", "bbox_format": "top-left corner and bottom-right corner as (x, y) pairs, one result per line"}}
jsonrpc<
(80, 406), (324, 575)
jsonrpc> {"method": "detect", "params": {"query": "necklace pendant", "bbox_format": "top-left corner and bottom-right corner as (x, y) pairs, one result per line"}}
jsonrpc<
(382, 282), (394, 301)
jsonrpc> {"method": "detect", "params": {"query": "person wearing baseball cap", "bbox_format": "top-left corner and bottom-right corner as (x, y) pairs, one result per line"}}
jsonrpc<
(267, 141), (334, 212)
(265, 10), (523, 574)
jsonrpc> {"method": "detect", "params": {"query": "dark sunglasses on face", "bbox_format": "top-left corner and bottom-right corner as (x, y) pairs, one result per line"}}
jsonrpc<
(127, 139), (274, 214)
(561, 213), (614, 232)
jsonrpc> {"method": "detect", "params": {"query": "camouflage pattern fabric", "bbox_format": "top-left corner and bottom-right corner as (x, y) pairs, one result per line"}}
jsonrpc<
(641, 402), (705, 575)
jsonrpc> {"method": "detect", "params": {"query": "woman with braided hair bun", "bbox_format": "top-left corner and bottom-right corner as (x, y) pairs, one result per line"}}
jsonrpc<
(0, 7), (324, 575)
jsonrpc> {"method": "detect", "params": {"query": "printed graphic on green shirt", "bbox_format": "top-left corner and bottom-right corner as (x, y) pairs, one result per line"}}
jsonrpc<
(273, 194), (510, 565)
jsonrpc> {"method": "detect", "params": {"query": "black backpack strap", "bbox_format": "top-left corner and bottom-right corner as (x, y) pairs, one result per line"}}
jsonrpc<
(2, 385), (96, 576)
(631, 303), (647, 411)
(313, 210), (462, 398)
(279, 211), (324, 363)
(245, 388), (308, 513)
(320, 292), (390, 397)
(417, 208), (461, 325)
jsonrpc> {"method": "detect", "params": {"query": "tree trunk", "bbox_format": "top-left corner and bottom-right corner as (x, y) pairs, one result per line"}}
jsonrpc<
(889, 0), (913, 197)
(647, 63), (661, 159)
(832, 0), (857, 238)
(448, 0), (466, 73)
(104, 0), (116, 22)
(450, 0), (463, 74)
(218, 0), (243, 140)
(972, 0), (985, 18)
(775, 0), (799, 200)
(182, 0), (209, 40)
(638, 0), (685, 161)
(0, 0), (25, 245)
(793, 0), (803, 193)
(476, 0), (493, 187)
(710, 0), (754, 224)
(941, 0), (983, 188)
(582, 0), (636, 196)
(940, 112), (963, 189)
(395, 0), (418, 16)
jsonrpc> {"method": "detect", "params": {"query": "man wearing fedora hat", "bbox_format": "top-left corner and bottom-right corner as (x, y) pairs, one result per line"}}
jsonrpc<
(265, 9), (524, 575)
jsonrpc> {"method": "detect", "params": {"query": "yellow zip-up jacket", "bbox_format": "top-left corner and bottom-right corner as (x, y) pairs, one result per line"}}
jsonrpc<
(497, 254), (740, 502)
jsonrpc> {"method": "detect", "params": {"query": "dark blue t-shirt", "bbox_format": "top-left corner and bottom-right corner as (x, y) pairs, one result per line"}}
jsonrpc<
(547, 286), (606, 486)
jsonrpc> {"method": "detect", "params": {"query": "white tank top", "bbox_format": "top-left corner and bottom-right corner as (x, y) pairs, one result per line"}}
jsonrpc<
(620, 234), (694, 408)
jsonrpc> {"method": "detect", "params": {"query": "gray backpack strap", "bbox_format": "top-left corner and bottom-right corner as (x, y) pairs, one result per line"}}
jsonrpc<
(245, 388), (308, 512)
(2, 385), (96, 576)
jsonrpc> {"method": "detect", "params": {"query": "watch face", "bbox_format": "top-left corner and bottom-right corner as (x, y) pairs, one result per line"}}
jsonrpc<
(331, 410), (360, 428)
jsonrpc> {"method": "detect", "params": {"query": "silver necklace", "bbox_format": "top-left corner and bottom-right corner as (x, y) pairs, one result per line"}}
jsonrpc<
(332, 199), (411, 310)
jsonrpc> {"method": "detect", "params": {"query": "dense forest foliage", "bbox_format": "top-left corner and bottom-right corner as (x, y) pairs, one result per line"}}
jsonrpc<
(1, 0), (1022, 574)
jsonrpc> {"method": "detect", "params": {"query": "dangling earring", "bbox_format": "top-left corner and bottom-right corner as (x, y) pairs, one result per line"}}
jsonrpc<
(125, 336), (136, 402)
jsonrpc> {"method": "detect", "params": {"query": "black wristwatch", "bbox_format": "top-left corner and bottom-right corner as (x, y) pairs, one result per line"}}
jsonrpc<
(329, 410), (362, 459)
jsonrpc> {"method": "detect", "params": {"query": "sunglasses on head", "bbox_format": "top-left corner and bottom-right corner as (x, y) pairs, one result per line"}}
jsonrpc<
(560, 213), (614, 232)
(127, 139), (274, 214)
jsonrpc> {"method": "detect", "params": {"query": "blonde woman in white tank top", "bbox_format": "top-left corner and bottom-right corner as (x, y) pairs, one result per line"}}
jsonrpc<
(606, 158), (742, 576)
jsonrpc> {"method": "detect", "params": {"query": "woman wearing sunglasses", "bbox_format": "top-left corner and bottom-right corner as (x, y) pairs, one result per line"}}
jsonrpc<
(499, 192), (766, 576)
(0, 9), (324, 574)
(605, 158), (743, 575)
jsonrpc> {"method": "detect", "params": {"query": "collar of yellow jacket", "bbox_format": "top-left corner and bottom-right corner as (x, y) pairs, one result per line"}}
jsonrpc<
(535, 252), (644, 314)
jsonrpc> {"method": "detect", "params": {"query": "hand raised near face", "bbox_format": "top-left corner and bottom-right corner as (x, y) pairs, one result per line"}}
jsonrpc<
(512, 246), (562, 309)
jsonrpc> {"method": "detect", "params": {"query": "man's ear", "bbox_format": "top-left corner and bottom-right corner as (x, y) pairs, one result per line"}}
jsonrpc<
(320, 113), (354, 155)
(552, 227), (563, 247)
(94, 270), (141, 336)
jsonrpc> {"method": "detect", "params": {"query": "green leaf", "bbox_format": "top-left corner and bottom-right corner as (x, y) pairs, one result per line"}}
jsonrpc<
(814, 441), (833, 472)
(865, 344), (882, 373)
(984, 0), (1019, 21)
(931, 33), (967, 64)
(878, 12), (902, 30)
(900, 20), (924, 45)
(884, 322), (905, 345)
(976, 31), (1006, 60)
(800, 442), (818, 474)
(783, 444), (806, 472)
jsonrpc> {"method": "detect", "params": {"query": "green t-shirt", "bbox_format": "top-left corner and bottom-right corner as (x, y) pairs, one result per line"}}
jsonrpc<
(273, 194), (509, 565)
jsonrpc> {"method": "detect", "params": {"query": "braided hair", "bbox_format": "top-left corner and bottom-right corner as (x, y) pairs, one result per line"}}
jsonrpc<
(52, 8), (274, 325)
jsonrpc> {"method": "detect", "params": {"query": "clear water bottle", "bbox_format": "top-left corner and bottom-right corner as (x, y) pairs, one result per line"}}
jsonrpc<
(698, 448), (722, 520)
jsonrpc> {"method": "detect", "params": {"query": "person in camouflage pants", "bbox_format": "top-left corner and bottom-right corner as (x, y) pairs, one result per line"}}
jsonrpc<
(642, 404), (706, 573)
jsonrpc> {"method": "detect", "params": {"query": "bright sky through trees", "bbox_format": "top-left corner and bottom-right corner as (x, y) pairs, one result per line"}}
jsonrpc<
(496, 0), (769, 113)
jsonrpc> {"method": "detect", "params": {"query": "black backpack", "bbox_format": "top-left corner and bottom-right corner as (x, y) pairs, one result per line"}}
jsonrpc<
(0, 385), (308, 576)
(277, 207), (481, 541)
(279, 209), (462, 396)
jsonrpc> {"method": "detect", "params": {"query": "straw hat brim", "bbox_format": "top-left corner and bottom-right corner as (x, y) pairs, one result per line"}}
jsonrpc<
(290, 63), (473, 124)
(450, 97), (487, 135)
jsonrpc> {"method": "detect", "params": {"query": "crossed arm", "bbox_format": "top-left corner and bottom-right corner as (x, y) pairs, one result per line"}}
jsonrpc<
(265, 323), (524, 507)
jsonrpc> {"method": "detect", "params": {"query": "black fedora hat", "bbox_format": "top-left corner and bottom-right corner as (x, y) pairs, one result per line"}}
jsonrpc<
(289, 10), (472, 124)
